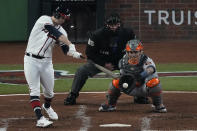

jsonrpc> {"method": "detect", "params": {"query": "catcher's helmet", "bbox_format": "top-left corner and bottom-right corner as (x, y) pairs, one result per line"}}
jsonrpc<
(54, 6), (70, 20)
(126, 39), (143, 52)
(105, 13), (121, 25)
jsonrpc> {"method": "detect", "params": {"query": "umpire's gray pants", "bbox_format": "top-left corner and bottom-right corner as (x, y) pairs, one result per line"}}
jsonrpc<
(71, 62), (101, 95)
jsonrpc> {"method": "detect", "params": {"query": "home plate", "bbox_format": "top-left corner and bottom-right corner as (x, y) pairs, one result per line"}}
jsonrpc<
(100, 123), (132, 127)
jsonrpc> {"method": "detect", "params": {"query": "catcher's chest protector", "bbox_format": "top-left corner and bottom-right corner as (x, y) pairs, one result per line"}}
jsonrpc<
(118, 55), (148, 95)
(120, 55), (148, 76)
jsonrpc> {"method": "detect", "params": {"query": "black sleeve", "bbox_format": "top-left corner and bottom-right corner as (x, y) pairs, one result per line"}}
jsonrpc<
(85, 41), (105, 66)
(44, 25), (63, 40)
(60, 44), (69, 54)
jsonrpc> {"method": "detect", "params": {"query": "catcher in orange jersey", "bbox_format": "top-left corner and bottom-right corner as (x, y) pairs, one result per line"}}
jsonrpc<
(99, 39), (167, 113)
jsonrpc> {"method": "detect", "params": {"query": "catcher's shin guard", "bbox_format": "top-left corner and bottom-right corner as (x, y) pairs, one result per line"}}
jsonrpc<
(106, 82), (121, 106)
(151, 95), (163, 107)
(146, 78), (162, 96)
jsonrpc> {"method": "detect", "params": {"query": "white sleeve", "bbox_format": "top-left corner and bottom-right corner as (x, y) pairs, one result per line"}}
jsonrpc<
(38, 16), (53, 25)
(34, 16), (53, 31)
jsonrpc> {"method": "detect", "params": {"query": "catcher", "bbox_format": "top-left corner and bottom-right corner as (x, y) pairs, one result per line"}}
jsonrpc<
(99, 39), (167, 113)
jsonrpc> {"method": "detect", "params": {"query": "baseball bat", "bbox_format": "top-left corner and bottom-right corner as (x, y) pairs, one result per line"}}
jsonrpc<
(80, 56), (120, 79)
(93, 63), (120, 79)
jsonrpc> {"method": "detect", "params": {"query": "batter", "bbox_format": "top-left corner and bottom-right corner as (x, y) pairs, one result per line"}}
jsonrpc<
(24, 5), (82, 128)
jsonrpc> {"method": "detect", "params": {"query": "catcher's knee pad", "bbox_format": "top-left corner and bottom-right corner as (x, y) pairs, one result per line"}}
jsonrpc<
(146, 78), (160, 88)
(112, 79), (120, 89)
(147, 78), (162, 96)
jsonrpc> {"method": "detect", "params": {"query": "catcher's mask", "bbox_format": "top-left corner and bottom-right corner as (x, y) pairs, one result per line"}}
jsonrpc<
(54, 6), (70, 20)
(126, 39), (143, 65)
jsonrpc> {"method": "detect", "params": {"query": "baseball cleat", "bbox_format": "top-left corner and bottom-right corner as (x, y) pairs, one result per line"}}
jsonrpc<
(42, 104), (58, 120)
(99, 104), (116, 112)
(64, 92), (77, 105)
(151, 104), (167, 113)
(36, 116), (53, 128)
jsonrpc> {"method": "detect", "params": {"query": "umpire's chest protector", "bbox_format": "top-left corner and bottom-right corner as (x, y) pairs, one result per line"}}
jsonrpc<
(95, 27), (136, 63)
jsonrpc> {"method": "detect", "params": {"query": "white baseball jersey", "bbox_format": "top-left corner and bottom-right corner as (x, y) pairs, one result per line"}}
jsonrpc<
(24, 15), (68, 98)
(26, 15), (68, 58)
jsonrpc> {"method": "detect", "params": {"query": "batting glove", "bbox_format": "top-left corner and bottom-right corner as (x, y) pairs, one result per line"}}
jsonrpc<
(68, 44), (76, 51)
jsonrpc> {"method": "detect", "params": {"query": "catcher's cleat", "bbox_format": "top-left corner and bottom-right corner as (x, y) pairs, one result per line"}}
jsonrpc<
(151, 105), (167, 113)
(134, 96), (150, 104)
(99, 104), (116, 112)
(42, 104), (58, 120)
(36, 116), (53, 128)
(64, 92), (77, 105)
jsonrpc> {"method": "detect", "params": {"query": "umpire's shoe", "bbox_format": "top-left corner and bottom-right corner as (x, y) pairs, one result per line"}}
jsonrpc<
(134, 96), (150, 104)
(99, 104), (116, 112)
(64, 92), (78, 105)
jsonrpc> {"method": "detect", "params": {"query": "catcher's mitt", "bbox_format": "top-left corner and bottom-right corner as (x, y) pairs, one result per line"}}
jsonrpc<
(119, 74), (136, 95)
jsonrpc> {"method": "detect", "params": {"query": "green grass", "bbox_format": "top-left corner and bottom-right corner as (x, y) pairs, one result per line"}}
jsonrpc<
(0, 84), (28, 94)
(0, 64), (24, 70)
(55, 77), (197, 92)
(0, 63), (83, 74)
(160, 77), (197, 91)
(0, 63), (197, 72)
(54, 78), (112, 93)
(0, 63), (197, 94)
(156, 63), (197, 72)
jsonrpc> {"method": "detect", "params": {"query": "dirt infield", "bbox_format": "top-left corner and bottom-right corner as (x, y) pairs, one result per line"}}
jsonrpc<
(1, 92), (197, 131)
(0, 41), (197, 130)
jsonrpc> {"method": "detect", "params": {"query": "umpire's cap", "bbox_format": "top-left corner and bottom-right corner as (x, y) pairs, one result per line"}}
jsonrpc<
(105, 13), (121, 25)
(54, 5), (70, 19)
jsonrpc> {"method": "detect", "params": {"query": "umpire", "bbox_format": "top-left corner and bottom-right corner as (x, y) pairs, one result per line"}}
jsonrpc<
(64, 13), (149, 105)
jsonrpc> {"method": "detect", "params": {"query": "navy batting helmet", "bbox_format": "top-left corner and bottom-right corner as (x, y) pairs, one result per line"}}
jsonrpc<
(54, 5), (70, 20)
(105, 13), (121, 25)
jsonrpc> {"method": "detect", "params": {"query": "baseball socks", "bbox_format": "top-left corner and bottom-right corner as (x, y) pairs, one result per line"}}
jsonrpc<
(44, 97), (52, 108)
(30, 96), (43, 120)
(42, 97), (58, 120)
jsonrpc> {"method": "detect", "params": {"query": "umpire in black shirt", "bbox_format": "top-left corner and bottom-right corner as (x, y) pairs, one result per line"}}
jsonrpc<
(64, 13), (150, 105)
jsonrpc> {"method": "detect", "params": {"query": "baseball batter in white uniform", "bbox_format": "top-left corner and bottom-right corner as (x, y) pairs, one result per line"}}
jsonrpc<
(24, 6), (81, 128)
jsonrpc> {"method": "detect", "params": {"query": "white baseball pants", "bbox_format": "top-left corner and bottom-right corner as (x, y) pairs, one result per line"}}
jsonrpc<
(24, 55), (54, 98)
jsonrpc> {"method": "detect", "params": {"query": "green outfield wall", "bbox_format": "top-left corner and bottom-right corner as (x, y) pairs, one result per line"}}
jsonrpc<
(0, 0), (28, 41)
